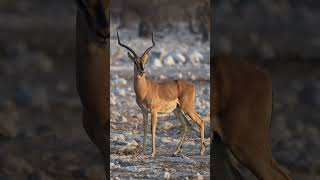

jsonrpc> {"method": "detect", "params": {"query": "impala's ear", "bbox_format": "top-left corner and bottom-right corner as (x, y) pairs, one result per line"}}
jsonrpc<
(127, 52), (135, 61)
(141, 52), (149, 65)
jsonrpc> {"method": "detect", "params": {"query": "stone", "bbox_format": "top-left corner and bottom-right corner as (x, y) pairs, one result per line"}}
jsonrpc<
(159, 121), (174, 130)
(189, 51), (203, 65)
(111, 133), (125, 141)
(151, 58), (162, 67)
(127, 140), (138, 147)
(117, 88), (127, 97)
(110, 96), (117, 106)
(115, 78), (127, 86)
(160, 137), (172, 144)
(150, 51), (163, 67)
(172, 52), (186, 64)
(163, 55), (175, 66)
(118, 116), (128, 123)
(196, 173), (204, 180)
(163, 171), (171, 179)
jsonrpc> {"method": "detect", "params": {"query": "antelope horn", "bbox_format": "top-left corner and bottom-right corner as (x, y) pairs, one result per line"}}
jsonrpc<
(117, 29), (138, 57)
(141, 32), (155, 57)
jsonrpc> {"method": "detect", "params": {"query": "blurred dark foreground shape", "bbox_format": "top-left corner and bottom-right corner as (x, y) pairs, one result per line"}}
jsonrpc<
(211, 0), (320, 179)
(211, 55), (291, 180)
(75, 0), (110, 178)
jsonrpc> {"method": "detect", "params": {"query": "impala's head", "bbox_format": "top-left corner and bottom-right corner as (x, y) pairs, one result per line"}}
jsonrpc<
(117, 29), (155, 76)
(75, 0), (109, 43)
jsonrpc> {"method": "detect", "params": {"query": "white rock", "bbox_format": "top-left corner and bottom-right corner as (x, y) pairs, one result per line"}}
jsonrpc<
(172, 52), (186, 64)
(115, 78), (127, 86)
(160, 74), (166, 79)
(160, 137), (172, 144)
(116, 88), (126, 96)
(128, 140), (138, 147)
(110, 96), (117, 105)
(110, 163), (121, 169)
(196, 173), (204, 180)
(111, 111), (120, 117)
(160, 121), (174, 130)
(151, 58), (162, 67)
(163, 172), (171, 179)
(189, 51), (203, 65)
(111, 176), (120, 180)
(118, 116), (128, 123)
(163, 55), (175, 65)
(111, 133), (125, 141)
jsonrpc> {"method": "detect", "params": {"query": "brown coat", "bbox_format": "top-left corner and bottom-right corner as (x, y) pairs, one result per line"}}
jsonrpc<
(211, 55), (291, 180)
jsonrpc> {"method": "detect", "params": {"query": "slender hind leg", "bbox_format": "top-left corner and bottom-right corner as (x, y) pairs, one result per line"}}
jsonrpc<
(173, 107), (190, 155)
(142, 110), (148, 154)
(183, 108), (205, 155)
(151, 111), (158, 157)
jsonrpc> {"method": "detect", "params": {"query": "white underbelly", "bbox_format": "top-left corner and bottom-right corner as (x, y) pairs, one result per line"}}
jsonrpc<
(138, 99), (178, 114)
(158, 99), (178, 114)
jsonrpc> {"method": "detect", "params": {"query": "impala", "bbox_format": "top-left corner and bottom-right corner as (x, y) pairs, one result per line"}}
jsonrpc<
(211, 55), (291, 180)
(117, 29), (205, 157)
(75, 0), (109, 178)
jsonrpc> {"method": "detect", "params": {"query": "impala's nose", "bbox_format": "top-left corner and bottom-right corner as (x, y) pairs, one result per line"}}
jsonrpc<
(139, 70), (145, 76)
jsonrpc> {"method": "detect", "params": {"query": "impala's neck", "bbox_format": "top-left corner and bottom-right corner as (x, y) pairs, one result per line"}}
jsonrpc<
(133, 66), (147, 100)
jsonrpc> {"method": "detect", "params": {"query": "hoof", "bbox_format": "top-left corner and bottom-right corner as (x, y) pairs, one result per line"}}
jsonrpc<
(172, 152), (179, 157)
(173, 149), (182, 156)
(200, 149), (205, 156)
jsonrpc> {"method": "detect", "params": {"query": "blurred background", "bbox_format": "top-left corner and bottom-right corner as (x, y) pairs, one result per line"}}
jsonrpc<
(213, 0), (320, 179)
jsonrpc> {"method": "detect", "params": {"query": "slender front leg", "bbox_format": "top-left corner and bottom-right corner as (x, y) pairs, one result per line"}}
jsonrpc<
(173, 108), (189, 155)
(151, 111), (158, 157)
(142, 110), (148, 154)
